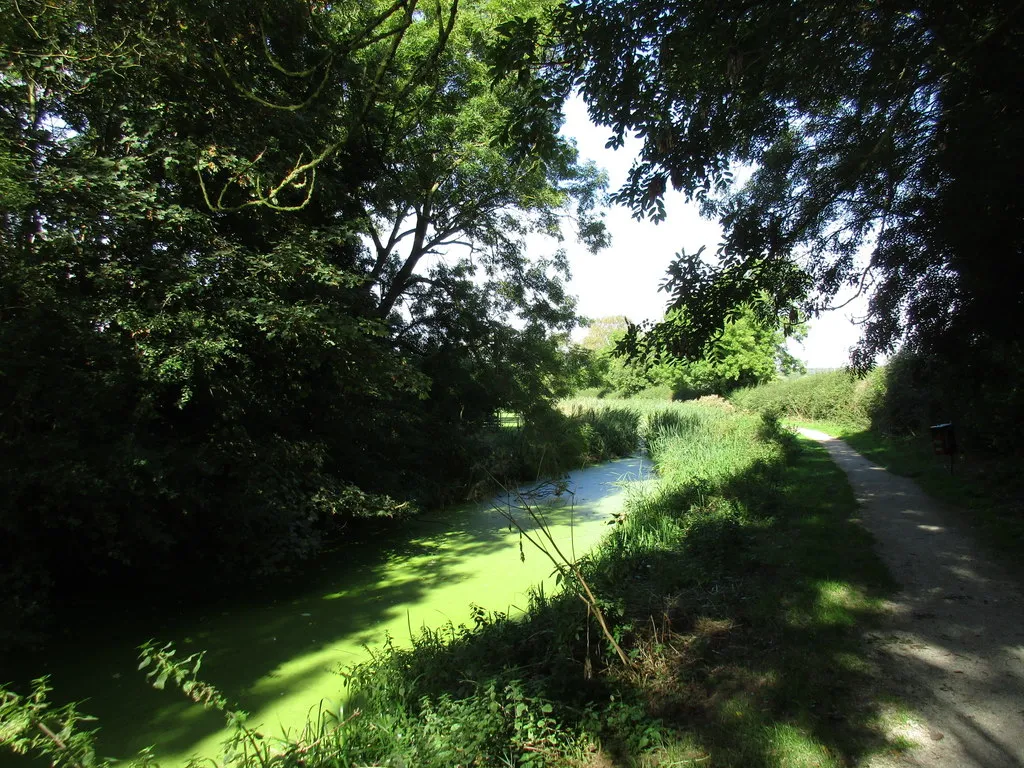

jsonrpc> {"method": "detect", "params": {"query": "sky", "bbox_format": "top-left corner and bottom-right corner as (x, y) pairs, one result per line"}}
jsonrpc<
(555, 95), (870, 369)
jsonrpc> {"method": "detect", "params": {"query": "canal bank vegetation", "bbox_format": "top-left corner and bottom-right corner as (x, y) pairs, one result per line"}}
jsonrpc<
(2, 401), (908, 767)
(327, 403), (904, 766)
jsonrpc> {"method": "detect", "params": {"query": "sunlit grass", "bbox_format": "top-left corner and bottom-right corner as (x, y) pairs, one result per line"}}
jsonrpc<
(762, 723), (842, 768)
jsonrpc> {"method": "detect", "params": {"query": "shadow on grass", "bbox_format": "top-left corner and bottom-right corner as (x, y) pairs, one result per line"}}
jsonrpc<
(342, 432), (907, 767)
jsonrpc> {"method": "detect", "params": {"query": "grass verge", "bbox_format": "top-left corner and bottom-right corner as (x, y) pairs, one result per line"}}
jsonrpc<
(2, 403), (910, 768)
(790, 419), (1024, 578)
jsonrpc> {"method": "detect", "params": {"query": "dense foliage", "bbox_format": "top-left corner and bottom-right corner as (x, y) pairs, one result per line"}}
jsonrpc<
(575, 309), (801, 399)
(731, 369), (887, 429)
(0, 0), (605, 649)
(734, 351), (1024, 457)
(494, 0), (1024, 371)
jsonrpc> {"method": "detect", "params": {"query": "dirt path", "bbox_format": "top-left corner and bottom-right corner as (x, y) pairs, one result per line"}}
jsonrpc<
(797, 428), (1024, 768)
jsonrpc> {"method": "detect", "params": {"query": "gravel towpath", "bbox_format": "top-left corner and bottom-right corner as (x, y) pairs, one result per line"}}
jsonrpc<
(797, 428), (1024, 767)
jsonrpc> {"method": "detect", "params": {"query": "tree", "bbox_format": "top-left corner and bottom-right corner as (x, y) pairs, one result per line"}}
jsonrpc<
(356, 0), (607, 332)
(579, 315), (628, 351)
(0, 0), (616, 649)
(651, 307), (805, 398)
(0, 0), (510, 646)
(577, 316), (652, 395)
(345, 0), (611, 476)
(576, 310), (799, 398)
(493, 0), (1024, 368)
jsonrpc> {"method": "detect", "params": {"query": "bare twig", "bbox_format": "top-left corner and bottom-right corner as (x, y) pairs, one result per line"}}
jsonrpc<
(494, 477), (631, 669)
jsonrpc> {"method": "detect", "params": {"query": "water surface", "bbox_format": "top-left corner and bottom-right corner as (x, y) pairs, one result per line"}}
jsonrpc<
(16, 457), (650, 765)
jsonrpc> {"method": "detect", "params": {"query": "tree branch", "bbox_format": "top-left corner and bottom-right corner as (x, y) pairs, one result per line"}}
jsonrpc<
(212, 46), (334, 113)
(258, 18), (327, 78)
(377, 197), (433, 317)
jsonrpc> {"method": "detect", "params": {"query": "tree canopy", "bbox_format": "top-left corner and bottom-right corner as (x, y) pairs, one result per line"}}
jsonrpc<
(356, 0), (607, 327)
(495, 0), (1024, 367)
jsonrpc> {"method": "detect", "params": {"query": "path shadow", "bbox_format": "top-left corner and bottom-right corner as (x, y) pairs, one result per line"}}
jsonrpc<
(805, 431), (1024, 767)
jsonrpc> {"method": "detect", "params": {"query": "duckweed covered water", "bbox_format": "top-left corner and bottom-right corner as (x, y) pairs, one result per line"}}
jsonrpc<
(14, 457), (651, 766)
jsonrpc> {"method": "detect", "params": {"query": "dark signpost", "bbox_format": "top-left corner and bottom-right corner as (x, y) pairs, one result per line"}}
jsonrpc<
(930, 422), (957, 474)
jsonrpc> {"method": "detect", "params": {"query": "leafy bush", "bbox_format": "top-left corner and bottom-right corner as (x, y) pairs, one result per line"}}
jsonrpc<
(730, 369), (885, 427)
(874, 347), (1024, 453)
(732, 347), (1024, 456)
(466, 403), (642, 496)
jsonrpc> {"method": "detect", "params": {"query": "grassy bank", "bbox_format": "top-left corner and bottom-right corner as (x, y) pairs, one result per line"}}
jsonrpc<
(789, 420), (1024, 577)
(2, 401), (909, 768)
(730, 369), (1024, 574)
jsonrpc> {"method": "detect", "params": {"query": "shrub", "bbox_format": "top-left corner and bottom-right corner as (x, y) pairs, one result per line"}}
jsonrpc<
(468, 403), (643, 493)
(731, 346), (1024, 456)
(730, 369), (885, 427)
(874, 347), (1024, 453)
